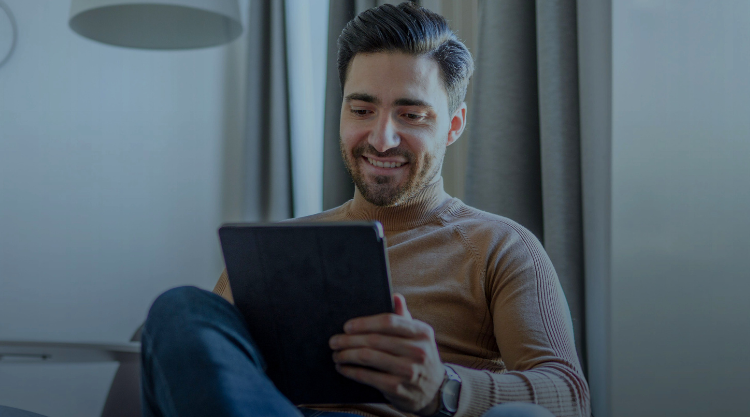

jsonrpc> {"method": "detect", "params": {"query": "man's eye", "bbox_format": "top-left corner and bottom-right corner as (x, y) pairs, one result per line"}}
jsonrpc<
(405, 113), (424, 120)
(351, 109), (369, 116)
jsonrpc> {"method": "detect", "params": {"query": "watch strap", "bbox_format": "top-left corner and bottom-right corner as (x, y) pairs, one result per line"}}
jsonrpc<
(431, 365), (462, 417)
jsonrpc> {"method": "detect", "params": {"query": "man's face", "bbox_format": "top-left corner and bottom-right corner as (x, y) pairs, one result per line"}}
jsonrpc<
(339, 52), (466, 206)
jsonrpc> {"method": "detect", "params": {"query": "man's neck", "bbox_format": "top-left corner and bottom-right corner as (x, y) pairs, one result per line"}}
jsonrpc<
(348, 177), (452, 231)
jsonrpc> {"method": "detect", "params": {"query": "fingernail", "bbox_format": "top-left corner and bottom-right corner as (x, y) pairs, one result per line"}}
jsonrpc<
(329, 336), (338, 348)
(344, 322), (353, 332)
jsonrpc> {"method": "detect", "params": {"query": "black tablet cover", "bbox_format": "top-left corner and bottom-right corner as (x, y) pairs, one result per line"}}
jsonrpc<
(219, 222), (394, 405)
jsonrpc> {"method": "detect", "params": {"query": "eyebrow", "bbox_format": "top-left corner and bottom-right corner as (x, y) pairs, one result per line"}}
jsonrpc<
(345, 93), (380, 104)
(393, 98), (433, 109)
(345, 93), (434, 110)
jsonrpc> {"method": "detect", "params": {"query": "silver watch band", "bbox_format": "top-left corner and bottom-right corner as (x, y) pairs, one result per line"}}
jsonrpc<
(431, 365), (462, 417)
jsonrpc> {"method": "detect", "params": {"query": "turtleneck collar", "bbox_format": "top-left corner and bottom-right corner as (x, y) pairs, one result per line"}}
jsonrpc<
(345, 177), (453, 231)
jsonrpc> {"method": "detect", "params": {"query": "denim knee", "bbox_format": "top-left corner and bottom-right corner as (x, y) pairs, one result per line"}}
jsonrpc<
(143, 286), (210, 337)
(151, 285), (203, 311)
(481, 403), (555, 417)
(142, 285), (266, 371)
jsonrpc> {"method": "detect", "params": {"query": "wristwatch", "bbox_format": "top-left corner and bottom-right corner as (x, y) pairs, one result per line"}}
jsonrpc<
(431, 365), (462, 417)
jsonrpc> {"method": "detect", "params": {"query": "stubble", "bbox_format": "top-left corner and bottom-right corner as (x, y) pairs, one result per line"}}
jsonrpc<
(340, 140), (441, 207)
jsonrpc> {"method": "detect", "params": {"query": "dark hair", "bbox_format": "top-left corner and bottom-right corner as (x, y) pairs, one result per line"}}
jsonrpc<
(337, 2), (474, 114)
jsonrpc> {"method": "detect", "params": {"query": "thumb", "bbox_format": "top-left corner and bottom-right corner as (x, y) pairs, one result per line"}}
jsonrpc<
(393, 293), (412, 319)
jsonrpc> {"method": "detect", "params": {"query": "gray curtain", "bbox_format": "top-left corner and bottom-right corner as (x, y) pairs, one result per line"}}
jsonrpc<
(322, 0), (356, 210)
(243, 0), (294, 221)
(465, 0), (586, 374)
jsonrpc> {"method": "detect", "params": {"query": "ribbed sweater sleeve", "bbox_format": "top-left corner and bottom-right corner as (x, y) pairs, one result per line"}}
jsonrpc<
(451, 218), (589, 417)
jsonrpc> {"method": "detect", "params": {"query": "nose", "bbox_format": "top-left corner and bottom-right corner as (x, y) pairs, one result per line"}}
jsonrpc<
(368, 113), (400, 153)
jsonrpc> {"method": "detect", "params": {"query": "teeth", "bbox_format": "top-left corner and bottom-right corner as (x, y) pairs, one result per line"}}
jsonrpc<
(367, 157), (403, 168)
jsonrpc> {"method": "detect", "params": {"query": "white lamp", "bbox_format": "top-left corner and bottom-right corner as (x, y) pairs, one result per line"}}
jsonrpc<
(69, 0), (243, 49)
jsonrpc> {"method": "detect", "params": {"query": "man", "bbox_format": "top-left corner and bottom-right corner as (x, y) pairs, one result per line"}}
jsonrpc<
(140, 3), (590, 417)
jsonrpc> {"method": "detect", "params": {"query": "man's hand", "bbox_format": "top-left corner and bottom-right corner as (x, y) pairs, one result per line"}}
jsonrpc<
(329, 293), (445, 416)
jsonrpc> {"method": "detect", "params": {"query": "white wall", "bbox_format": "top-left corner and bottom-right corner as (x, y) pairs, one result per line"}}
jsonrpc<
(0, 0), (245, 415)
(611, 1), (750, 416)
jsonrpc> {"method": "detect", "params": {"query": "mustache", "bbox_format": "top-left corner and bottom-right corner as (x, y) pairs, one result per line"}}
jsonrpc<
(352, 144), (412, 160)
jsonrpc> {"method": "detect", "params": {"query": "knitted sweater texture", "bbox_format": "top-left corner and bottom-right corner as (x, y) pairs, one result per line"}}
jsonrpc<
(213, 179), (590, 417)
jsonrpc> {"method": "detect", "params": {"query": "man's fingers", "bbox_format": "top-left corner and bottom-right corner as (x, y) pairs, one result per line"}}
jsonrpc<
(333, 347), (420, 380)
(330, 333), (430, 361)
(343, 313), (430, 338)
(336, 363), (400, 394)
(335, 360), (419, 397)
(336, 364), (430, 412)
(393, 293), (412, 319)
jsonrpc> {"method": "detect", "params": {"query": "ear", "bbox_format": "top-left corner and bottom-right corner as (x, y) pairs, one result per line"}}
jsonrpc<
(446, 102), (467, 147)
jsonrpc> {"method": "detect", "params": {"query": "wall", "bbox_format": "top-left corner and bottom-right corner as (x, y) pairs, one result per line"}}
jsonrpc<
(611, 1), (750, 416)
(0, 0), (244, 415)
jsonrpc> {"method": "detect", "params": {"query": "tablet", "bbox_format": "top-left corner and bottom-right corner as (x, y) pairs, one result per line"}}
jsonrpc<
(218, 222), (394, 405)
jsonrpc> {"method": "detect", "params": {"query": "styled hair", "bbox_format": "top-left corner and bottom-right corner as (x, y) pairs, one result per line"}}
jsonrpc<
(337, 2), (474, 115)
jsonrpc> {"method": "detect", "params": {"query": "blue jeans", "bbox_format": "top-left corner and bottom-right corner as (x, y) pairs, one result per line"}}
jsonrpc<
(140, 287), (554, 417)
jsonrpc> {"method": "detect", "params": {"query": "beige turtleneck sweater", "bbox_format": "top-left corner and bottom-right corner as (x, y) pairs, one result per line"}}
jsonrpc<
(213, 178), (590, 417)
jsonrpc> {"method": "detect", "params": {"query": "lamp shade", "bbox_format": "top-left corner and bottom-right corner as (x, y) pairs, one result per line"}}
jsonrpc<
(69, 0), (243, 49)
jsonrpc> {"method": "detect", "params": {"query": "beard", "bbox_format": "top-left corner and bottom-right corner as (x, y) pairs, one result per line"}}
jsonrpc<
(340, 139), (441, 207)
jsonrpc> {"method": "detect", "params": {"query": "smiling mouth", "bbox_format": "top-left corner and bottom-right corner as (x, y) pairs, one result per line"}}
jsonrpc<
(364, 157), (406, 169)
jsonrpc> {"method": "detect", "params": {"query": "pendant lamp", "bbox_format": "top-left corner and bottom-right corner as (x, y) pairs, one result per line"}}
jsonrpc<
(69, 0), (243, 49)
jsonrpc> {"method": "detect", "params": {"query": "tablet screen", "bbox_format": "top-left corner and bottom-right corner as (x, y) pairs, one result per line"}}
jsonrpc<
(219, 222), (393, 404)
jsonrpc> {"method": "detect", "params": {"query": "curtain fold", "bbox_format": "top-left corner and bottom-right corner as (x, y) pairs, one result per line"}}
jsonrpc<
(322, 0), (357, 210)
(466, 0), (586, 374)
(535, 0), (586, 376)
(465, 0), (544, 238)
(243, 0), (294, 221)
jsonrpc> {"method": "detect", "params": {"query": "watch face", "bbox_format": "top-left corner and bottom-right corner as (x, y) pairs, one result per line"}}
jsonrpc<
(441, 379), (461, 412)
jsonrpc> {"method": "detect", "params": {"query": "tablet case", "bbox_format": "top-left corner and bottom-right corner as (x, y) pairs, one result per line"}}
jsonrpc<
(219, 222), (393, 405)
